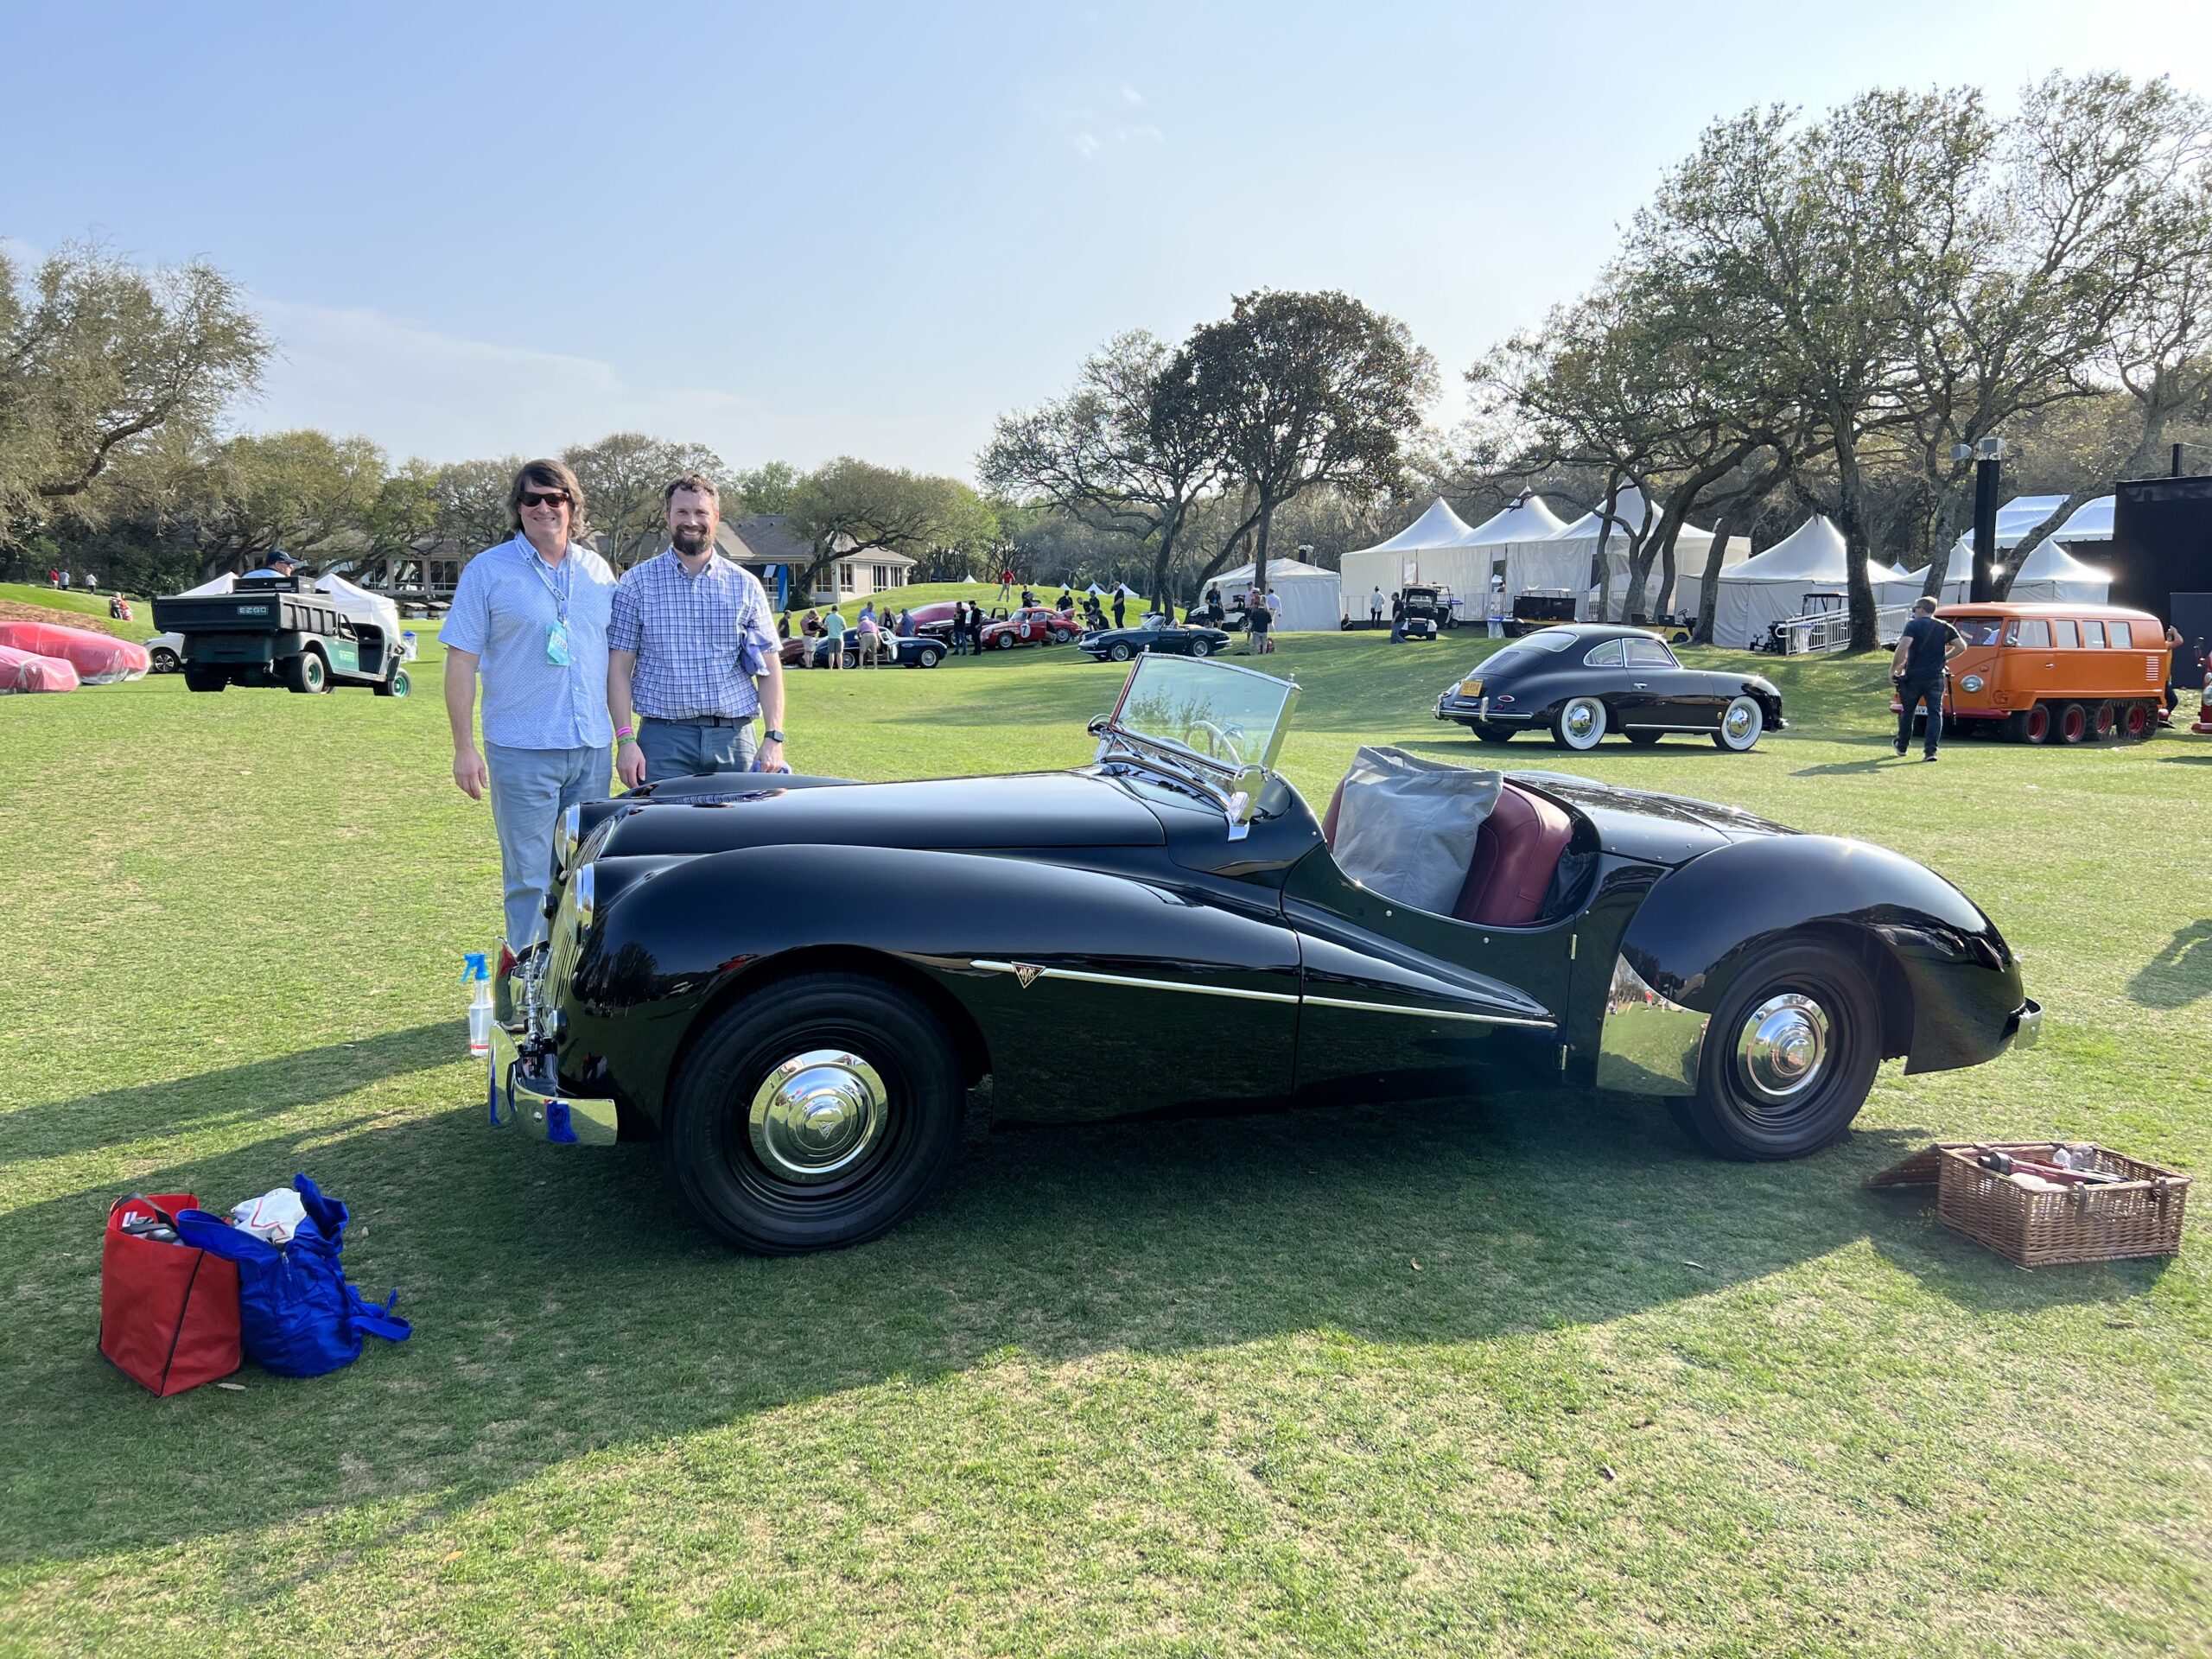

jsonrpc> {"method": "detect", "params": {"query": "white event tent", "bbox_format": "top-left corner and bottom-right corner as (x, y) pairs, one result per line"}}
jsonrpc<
(1211, 556), (1343, 632)
(1339, 492), (1575, 619)
(1338, 499), (1477, 606)
(1713, 517), (1911, 650)
(1877, 494), (2117, 607)
(1553, 486), (1727, 619)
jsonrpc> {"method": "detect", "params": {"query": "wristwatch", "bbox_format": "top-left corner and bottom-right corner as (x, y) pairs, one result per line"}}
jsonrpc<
(762, 728), (786, 745)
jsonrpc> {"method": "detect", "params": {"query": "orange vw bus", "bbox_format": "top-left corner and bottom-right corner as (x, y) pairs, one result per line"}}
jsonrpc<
(1891, 601), (2171, 744)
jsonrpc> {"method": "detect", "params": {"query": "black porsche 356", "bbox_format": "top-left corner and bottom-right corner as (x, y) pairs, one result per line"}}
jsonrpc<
(492, 653), (2038, 1254)
(1434, 623), (1787, 753)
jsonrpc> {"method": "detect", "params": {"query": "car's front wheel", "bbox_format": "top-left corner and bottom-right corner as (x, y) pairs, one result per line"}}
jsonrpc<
(996, 632), (1015, 650)
(664, 971), (965, 1254)
(1188, 636), (1211, 658)
(149, 646), (179, 673)
(1668, 940), (1879, 1160)
(1107, 641), (1133, 663)
(1551, 696), (1607, 751)
(1714, 695), (1764, 752)
(915, 645), (943, 668)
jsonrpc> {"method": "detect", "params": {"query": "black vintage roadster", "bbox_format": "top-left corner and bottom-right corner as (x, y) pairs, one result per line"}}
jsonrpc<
(493, 654), (2037, 1254)
(1435, 623), (1786, 752)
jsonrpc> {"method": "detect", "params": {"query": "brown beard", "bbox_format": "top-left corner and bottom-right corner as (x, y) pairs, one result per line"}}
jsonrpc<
(671, 526), (711, 555)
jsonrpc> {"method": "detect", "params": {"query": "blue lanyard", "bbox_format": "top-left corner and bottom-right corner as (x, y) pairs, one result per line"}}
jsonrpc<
(522, 539), (574, 622)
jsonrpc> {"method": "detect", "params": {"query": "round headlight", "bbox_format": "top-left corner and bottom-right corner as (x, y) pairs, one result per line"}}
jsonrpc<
(1961, 674), (1984, 693)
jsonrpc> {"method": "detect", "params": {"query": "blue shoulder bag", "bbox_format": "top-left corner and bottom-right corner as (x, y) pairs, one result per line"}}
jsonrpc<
(175, 1174), (410, 1377)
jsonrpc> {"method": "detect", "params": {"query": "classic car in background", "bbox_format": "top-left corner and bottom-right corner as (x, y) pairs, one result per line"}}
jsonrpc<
(1891, 601), (2171, 743)
(779, 632), (945, 669)
(1436, 623), (1786, 753)
(1077, 619), (1236, 662)
(492, 653), (2037, 1255)
(979, 607), (1082, 649)
(1395, 584), (1450, 640)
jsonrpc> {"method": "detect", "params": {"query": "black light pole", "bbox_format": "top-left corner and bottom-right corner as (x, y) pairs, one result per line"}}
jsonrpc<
(1961, 435), (2005, 602)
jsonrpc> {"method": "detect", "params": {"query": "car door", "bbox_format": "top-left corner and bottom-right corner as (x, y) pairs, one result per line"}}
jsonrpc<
(1577, 636), (1635, 722)
(1623, 636), (1712, 728)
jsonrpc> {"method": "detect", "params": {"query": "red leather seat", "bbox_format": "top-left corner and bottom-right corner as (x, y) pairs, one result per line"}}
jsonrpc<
(1320, 775), (1573, 928)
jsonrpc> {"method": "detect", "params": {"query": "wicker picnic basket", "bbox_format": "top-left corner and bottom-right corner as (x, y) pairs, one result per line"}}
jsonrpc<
(1935, 1143), (2189, 1268)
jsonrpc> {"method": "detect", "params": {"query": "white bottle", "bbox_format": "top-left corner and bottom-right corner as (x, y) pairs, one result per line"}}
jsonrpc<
(464, 952), (493, 1057)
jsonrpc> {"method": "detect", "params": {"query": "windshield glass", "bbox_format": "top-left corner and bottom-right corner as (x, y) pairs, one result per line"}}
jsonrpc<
(1105, 654), (1297, 773)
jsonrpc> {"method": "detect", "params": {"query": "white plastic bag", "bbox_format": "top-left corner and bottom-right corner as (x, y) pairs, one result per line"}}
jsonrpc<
(229, 1186), (308, 1245)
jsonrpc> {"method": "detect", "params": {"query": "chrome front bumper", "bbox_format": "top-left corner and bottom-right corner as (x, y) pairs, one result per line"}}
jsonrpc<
(489, 1023), (618, 1147)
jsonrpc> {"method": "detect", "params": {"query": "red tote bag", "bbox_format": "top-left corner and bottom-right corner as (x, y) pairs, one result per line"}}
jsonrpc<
(99, 1193), (242, 1395)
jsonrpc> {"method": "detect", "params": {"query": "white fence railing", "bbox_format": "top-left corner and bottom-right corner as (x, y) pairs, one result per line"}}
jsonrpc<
(1781, 605), (1914, 655)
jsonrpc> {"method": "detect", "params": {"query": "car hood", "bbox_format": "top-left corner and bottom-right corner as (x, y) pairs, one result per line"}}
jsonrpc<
(1510, 772), (1793, 867)
(595, 771), (1167, 859)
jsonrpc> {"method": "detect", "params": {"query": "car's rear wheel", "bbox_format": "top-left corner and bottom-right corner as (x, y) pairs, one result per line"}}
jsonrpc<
(1107, 642), (1133, 663)
(2089, 700), (2115, 740)
(1551, 696), (1607, 751)
(2055, 701), (2088, 745)
(1188, 636), (1211, 658)
(2120, 701), (2155, 740)
(1624, 729), (1663, 747)
(1667, 940), (1880, 1160)
(283, 648), (329, 694)
(182, 664), (226, 693)
(2015, 702), (2053, 744)
(149, 646), (179, 673)
(664, 971), (964, 1254)
(1714, 695), (1764, 752)
(1051, 628), (1071, 644)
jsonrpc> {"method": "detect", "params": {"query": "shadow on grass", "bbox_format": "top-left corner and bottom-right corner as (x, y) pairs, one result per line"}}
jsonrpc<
(0, 1060), (2142, 1570)
(0, 1024), (457, 1169)
(2126, 919), (2212, 1008)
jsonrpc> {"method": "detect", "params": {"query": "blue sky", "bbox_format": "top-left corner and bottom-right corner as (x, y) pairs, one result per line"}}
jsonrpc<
(5, 0), (2209, 479)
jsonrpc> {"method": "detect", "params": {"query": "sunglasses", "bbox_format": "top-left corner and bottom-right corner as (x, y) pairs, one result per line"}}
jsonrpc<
(519, 489), (570, 509)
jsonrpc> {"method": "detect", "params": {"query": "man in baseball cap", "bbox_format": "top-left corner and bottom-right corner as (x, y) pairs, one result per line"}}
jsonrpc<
(238, 550), (299, 582)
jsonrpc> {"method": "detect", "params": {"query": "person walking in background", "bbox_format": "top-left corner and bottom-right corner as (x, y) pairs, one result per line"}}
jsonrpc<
(1890, 595), (1964, 762)
(442, 459), (617, 949)
(1262, 588), (1283, 652)
(607, 472), (786, 787)
(821, 604), (848, 668)
(1112, 589), (1127, 629)
(1370, 586), (1384, 626)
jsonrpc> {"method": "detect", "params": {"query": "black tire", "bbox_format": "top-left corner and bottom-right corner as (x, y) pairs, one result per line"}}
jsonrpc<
(1189, 636), (1211, 658)
(1107, 641), (1133, 663)
(2055, 701), (2088, 746)
(663, 971), (964, 1254)
(1665, 940), (1881, 1161)
(149, 646), (179, 673)
(1472, 728), (1515, 745)
(1713, 694), (1764, 753)
(282, 648), (329, 695)
(2089, 700), (2115, 740)
(182, 664), (226, 693)
(2120, 701), (2155, 741)
(1051, 628), (1072, 644)
(915, 645), (943, 669)
(995, 632), (1015, 651)
(1624, 730), (1663, 747)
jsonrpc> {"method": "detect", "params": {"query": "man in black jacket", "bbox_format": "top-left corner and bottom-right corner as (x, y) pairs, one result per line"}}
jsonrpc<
(1890, 597), (1964, 760)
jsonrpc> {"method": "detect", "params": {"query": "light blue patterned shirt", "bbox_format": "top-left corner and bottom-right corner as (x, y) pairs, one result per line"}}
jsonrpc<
(609, 549), (777, 721)
(442, 536), (617, 751)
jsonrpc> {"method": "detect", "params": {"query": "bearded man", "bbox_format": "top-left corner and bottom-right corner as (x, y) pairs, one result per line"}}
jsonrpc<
(607, 473), (788, 785)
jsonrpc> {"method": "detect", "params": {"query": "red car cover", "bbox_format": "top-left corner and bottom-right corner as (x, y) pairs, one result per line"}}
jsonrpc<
(0, 620), (149, 683)
(0, 645), (81, 693)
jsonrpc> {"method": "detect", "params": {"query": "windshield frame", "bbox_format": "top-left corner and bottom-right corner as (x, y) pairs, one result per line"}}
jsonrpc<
(1093, 655), (1300, 838)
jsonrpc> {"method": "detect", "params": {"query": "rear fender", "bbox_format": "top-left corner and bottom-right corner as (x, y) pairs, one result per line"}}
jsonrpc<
(1606, 836), (2024, 1085)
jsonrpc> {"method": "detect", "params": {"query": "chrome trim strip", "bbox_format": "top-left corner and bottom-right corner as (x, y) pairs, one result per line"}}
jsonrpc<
(970, 959), (1299, 1004)
(490, 1024), (620, 1147)
(1596, 952), (1707, 1096)
(1306, 993), (1554, 1029)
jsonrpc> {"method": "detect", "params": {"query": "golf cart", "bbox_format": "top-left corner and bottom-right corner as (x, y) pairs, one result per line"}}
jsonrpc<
(153, 572), (416, 696)
(1395, 585), (1448, 641)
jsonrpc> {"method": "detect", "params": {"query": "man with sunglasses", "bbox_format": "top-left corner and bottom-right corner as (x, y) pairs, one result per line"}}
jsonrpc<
(442, 459), (618, 949)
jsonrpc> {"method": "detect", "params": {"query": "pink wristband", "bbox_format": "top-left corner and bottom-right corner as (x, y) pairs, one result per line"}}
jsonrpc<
(615, 724), (635, 741)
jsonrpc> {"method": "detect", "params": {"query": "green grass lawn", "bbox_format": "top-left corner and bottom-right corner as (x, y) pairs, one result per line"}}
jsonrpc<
(0, 581), (157, 642)
(3, 631), (2209, 1656)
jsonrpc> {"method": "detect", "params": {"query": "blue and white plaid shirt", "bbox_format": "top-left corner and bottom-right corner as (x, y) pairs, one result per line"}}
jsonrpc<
(609, 550), (778, 721)
(442, 536), (617, 750)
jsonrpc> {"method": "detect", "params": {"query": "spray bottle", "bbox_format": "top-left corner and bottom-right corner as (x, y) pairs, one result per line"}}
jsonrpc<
(462, 952), (493, 1057)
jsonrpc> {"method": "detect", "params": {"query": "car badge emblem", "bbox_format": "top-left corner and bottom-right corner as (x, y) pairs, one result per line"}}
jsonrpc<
(1012, 963), (1044, 989)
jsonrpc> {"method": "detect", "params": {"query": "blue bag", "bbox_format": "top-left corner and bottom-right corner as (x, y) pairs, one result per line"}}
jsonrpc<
(175, 1174), (410, 1377)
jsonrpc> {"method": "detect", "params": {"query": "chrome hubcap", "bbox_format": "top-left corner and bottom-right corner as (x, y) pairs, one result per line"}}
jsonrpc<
(1565, 701), (1600, 741)
(1734, 995), (1828, 1103)
(748, 1049), (888, 1183)
(1725, 701), (1756, 740)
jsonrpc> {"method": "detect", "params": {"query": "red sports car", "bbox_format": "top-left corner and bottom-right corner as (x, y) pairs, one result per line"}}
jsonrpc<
(978, 607), (1081, 650)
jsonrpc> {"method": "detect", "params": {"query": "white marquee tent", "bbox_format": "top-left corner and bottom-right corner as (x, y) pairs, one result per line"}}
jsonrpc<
(1212, 556), (1343, 632)
(1880, 537), (2113, 607)
(1338, 499), (1478, 607)
(1712, 517), (1911, 649)
(1340, 493), (1575, 619)
(1549, 486), (1729, 619)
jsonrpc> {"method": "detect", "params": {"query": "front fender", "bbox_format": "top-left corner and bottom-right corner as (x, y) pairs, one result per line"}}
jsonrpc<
(1608, 835), (2024, 1082)
(561, 842), (1302, 1127)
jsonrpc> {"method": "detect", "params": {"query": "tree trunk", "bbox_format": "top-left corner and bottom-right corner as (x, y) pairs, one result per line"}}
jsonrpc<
(1695, 461), (1786, 646)
(1831, 423), (1880, 653)
(1590, 472), (1624, 621)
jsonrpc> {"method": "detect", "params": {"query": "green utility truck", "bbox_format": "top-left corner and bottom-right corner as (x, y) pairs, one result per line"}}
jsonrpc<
(152, 577), (412, 696)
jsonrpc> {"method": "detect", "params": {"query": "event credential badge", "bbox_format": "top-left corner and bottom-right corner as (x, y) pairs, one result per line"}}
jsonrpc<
(545, 621), (572, 665)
